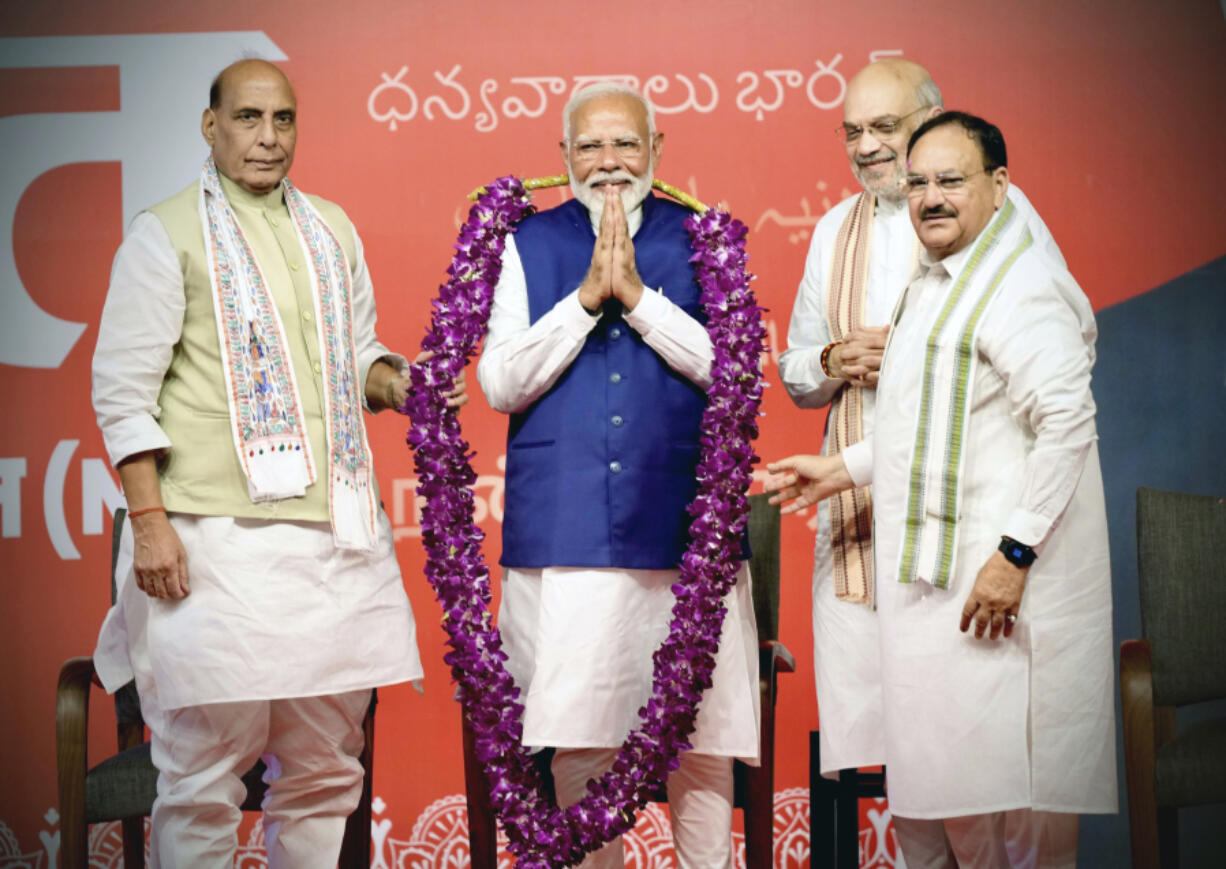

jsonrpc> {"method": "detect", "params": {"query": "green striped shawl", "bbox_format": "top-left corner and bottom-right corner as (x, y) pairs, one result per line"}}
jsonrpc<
(896, 199), (1034, 590)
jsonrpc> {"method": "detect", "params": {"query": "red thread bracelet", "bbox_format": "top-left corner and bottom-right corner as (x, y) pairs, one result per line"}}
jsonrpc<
(128, 506), (166, 518)
(820, 341), (843, 378)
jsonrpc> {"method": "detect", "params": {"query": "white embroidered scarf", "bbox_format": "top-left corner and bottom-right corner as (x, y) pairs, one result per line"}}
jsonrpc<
(199, 158), (379, 552)
(895, 197), (1032, 589)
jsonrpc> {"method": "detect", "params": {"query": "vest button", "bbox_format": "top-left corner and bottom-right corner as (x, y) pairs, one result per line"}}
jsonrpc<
(609, 326), (622, 339)
(611, 415), (624, 427)
(609, 372), (622, 384)
(609, 460), (622, 474)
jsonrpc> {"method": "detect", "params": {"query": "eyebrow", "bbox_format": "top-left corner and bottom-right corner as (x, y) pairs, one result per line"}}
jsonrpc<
(571, 131), (640, 142)
(232, 104), (295, 114)
(844, 113), (901, 127)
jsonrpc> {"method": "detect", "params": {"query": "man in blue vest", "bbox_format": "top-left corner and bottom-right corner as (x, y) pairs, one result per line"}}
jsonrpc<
(476, 82), (761, 868)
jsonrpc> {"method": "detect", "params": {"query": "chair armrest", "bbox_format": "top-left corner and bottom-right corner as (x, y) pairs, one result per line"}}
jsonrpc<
(57, 656), (97, 753)
(1120, 638), (1165, 869)
(57, 656), (97, 869)
(760, 639), (796, 676)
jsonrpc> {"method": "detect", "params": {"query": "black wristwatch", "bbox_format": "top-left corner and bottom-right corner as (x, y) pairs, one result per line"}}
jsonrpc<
(998, 536), (1037, 568)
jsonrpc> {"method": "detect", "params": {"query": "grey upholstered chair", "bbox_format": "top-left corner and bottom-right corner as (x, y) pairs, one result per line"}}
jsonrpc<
(462, 492), (795, 869)
(1121, 487), (1226, 868)
(56, 508), (377, 868)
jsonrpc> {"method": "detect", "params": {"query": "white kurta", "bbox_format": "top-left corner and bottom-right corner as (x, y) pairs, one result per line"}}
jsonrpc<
(476, 211), (761, 759)
(839, 219), (1117, 818)
(91, 209), (423, 709)
(778, 187), (1064, 775)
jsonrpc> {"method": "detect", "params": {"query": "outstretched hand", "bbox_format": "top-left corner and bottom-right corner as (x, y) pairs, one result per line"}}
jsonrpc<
(764, 454), (854, 514)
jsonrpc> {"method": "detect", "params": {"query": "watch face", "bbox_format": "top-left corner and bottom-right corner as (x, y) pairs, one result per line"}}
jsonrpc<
(999, 537), (1035, 566)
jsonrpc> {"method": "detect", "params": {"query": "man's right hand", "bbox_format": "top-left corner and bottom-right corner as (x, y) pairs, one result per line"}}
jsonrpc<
(764, 454), (854, 513)
(131, 511), (190, 600)
(829, 325), (890, 387)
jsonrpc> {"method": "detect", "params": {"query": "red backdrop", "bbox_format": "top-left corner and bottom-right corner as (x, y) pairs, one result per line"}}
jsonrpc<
(2, 1), (1225, 866)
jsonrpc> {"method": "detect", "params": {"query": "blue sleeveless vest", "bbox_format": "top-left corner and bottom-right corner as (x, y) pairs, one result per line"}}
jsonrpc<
(501, 194), (709, 569)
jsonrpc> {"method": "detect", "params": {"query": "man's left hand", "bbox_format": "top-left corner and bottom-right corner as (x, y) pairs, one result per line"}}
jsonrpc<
(605, 188), (644, 311)
(960, 551), (1028, 640)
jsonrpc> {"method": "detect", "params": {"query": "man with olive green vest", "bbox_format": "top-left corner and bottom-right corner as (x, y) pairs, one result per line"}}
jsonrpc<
(90, 59), (463, 868)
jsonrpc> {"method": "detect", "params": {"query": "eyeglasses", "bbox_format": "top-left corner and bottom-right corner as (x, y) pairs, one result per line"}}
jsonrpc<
(568, 137), (645, 162)
(903, 169), (992, 198)
(837, 106), (928, 144)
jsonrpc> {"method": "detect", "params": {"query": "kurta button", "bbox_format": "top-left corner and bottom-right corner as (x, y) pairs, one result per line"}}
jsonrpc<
(610, 326), (622, 339)
(611, 415), (624, 427)
(312, 362), (322, 373)
(301, 310), (312, 322)
(290, 262), (300, 271)
(269, 217), (279, 227)
(609, 461), (622, 474)
(609, 372), (622, 384)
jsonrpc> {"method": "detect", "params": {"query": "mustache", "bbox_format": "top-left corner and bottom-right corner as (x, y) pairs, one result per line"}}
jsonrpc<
(584, 170), (637, 186)
(921, 205), (957, 219)
(855, 149), (897, 167)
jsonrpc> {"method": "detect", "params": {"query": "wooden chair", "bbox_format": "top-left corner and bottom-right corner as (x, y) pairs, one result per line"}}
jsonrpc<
(1121, 487), (1226, 869)
(462, 492), (795, 868)
(55, 508), (377, 868)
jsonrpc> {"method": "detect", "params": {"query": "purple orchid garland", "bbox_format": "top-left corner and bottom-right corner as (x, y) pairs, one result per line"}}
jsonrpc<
(403, 175), (765, 867)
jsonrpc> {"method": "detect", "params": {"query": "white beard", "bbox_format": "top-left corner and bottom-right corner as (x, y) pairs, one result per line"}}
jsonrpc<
(570, 167), (654, 224)
(852, 151), (907, 204)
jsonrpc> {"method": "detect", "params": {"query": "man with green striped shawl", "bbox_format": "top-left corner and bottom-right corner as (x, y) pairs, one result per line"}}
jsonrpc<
(768, 112), (1116, 868)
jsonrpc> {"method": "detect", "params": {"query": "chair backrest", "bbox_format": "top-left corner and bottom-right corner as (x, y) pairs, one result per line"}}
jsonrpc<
(1136, 486), (1226, 707)
(747, 493), (782, 643)
(110, 507), (144, 725)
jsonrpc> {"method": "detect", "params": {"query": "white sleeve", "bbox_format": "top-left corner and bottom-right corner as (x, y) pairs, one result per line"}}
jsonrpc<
(475, 235), (599, 414)
(984, 272), (1098, 548)
(777, 229), (843, 408)
(841, 440), (875, 487)
(91, 212), (184, 467)
(623, 287), (714, 389)
(347, 224), (408, 411)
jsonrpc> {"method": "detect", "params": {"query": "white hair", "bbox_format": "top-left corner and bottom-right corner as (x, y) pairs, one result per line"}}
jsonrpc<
(915, 76), (944, 110)
(561, 81), (656, 140)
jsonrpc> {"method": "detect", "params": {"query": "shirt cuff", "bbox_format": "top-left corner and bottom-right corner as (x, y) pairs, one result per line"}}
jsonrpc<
(1001, 508), (1053, 550)
(359, 344), (406, 383)
(103, 415), (173, 468)
(623, 285), (665, 334)
(563, 290), (603, 337)
(841, 441), (874, 488)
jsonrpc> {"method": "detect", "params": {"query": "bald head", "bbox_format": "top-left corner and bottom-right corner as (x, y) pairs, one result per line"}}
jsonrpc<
(841, 59), (944, 202)
(202, 60), (297, 194)
(846, 59), (942, 112)
(209, 59), (294, 110)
